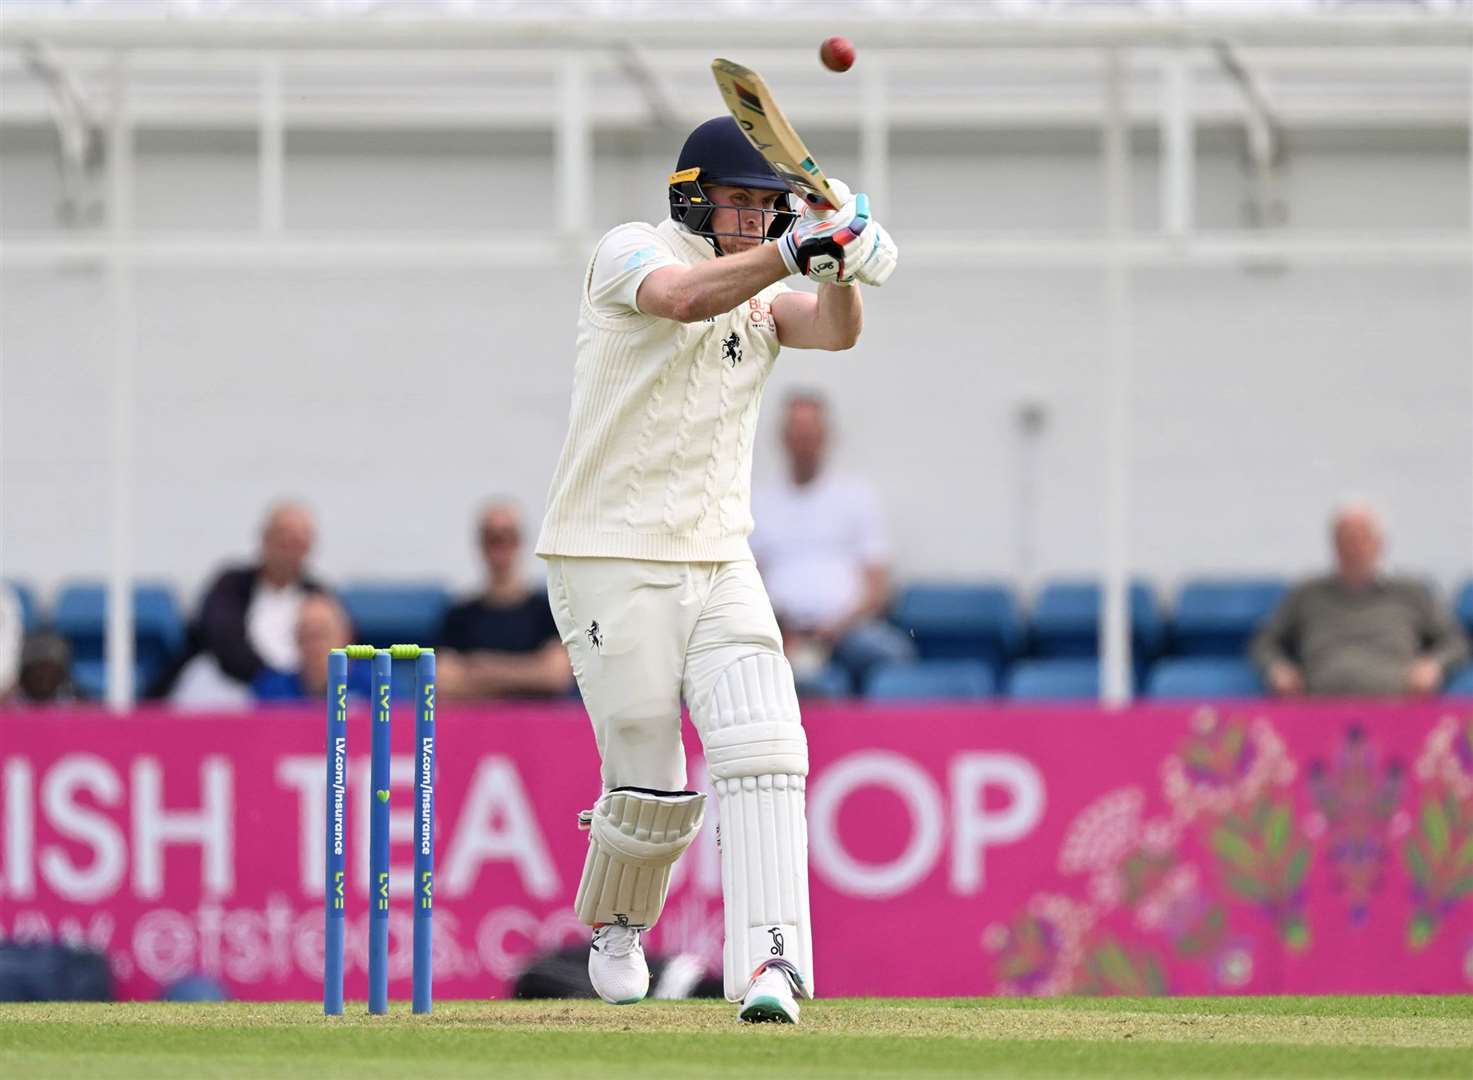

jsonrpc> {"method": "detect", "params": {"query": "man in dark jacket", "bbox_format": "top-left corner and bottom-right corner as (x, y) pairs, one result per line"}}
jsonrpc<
(155, 501), (328, 702)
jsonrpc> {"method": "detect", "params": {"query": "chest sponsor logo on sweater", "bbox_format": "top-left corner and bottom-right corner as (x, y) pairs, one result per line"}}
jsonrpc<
(747, 297), (776, 333)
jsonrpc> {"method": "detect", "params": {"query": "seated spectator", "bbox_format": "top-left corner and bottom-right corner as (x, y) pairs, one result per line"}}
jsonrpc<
(751, 392), (915, 691)
(157, 500), (329, 706)
(16, 631), (77, 704)
(253, 593), (354, 702)
(1251, 501), (1471, 697)
(435, 501), (573, 699)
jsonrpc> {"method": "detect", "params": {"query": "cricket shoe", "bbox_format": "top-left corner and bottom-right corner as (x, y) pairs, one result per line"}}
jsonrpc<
(738, 961), (801, 1024)
(589, 924), (648, 1005)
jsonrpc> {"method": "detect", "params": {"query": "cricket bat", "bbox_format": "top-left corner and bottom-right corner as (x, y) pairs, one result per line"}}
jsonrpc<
(711, 58), (843, 213)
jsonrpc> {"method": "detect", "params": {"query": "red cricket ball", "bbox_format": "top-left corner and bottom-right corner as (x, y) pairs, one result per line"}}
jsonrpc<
(819, 36), (855, 73)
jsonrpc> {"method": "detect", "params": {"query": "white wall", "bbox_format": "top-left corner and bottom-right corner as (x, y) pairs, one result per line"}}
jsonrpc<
(2, 127), (1470, 612)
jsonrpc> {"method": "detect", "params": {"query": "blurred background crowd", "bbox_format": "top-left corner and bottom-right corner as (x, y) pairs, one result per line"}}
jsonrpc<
(3, 384), (1469, 708)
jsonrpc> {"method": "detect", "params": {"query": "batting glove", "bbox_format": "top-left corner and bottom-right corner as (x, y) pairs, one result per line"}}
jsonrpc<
(814, 178), (896, 287)
(778, 190), (877, 285)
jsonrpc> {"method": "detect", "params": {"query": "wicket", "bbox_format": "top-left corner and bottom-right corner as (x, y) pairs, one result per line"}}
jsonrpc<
(323, 644), (436, 1016)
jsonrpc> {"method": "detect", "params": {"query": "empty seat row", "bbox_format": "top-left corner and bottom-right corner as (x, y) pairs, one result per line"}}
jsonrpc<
(893, 578), (1286, 669)
(856, 655), (1473, 702)
(895, 578), (1473, 677)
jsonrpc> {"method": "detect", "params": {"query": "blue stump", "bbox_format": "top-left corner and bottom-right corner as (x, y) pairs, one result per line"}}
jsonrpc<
(412, 650), (436, 1014)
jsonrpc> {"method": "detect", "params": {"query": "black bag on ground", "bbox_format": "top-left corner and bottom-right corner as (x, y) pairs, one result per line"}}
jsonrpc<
(0, 943), (114, 1002)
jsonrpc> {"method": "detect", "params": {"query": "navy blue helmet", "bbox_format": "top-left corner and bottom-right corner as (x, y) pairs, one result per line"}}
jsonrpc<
(669, 117), (797, 254)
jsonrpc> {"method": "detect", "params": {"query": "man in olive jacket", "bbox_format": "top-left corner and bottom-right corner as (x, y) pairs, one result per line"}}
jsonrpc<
(1251, 501), (1470, 697)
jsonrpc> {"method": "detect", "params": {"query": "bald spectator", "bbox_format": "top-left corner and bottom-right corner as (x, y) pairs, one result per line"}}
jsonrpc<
(435, 501), (572, 699)
(156, 500), (330, 705)
(1251, 502), (1470, 697)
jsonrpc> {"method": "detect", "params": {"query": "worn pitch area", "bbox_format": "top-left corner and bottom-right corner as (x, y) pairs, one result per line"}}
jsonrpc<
(2, 996), (1469, 1078)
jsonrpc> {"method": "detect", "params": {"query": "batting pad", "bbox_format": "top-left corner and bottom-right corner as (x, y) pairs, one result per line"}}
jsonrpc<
(698, 652), (814, 1002)
(574, 787), (706, 930)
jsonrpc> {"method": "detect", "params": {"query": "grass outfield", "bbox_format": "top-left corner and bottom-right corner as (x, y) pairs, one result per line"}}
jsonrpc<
(1, 996), (1470, 1079)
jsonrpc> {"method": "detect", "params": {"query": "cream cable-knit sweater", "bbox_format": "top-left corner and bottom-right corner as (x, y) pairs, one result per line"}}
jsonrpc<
(536, 219), (790, 563)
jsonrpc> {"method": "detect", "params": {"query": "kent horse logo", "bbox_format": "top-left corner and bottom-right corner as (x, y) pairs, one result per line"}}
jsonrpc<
(721, 332), (743, 368)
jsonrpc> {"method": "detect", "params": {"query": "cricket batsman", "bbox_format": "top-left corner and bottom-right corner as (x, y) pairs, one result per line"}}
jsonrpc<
(535, 115), (897, 1023)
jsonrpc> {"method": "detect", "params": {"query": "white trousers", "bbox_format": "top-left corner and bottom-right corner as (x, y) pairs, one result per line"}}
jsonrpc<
(546, 556), (788, 790)
(548, 555), (815, 999)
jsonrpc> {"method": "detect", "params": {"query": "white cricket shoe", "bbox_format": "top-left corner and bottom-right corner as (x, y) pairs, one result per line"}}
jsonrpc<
(738, 962), (800, 1024)
(588, 924), (648, 1005)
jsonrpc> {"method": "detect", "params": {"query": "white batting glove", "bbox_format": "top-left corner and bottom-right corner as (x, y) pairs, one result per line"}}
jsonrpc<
(816, 177), (896, 286)
(778, 188), (877, 285)
(849, 220), (898, 287)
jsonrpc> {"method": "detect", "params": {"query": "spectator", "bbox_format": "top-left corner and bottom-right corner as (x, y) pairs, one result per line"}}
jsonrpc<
(751, 392), (915, 691)
(1251, 501), (1471, 697)
(253, 593), (354, 701)
(157, 500), (329, 705)
(435, 501), (573, 699)
(16, 631), (76, 704)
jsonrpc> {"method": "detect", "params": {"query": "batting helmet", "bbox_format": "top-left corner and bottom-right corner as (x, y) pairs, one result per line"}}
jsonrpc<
(669, 117), (797, 254)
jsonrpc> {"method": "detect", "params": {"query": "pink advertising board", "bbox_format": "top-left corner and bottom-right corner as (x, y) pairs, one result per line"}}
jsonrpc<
(2, 700), (1470, 1000)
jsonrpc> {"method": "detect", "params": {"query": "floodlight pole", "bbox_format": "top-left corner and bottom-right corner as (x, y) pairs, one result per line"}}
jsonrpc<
(105, 49), (136, 712)
(1100, 47), (1133, 707)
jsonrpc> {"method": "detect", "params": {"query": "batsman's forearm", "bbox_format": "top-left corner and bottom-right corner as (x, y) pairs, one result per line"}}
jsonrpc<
(674, 243), (789, 322)
(816, 280), (863, 348)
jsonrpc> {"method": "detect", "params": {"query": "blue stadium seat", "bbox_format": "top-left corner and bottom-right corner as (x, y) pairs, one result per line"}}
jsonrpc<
(51, 584), (107, 659)
(134, 583), (185, 674)
(1006, 658), (1111, 702)
(1446, 665), (1473, 697)
(866, 659), (994, 701)
(5, 579), (39, 632)
(69, 660), (109, 700)
(54, 581), (184, 698)
(340, 582), (451, 648)
(1457, 581), (1473, 639)
(891, 583), (1022, 676)
(1171, 578), (1286, 656)
(1030, 580), (1163, 661)
(1147, 657), (1264, 700)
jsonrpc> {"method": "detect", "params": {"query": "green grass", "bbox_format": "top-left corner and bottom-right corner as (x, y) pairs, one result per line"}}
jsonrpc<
(1, 997), (1470, 1079)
